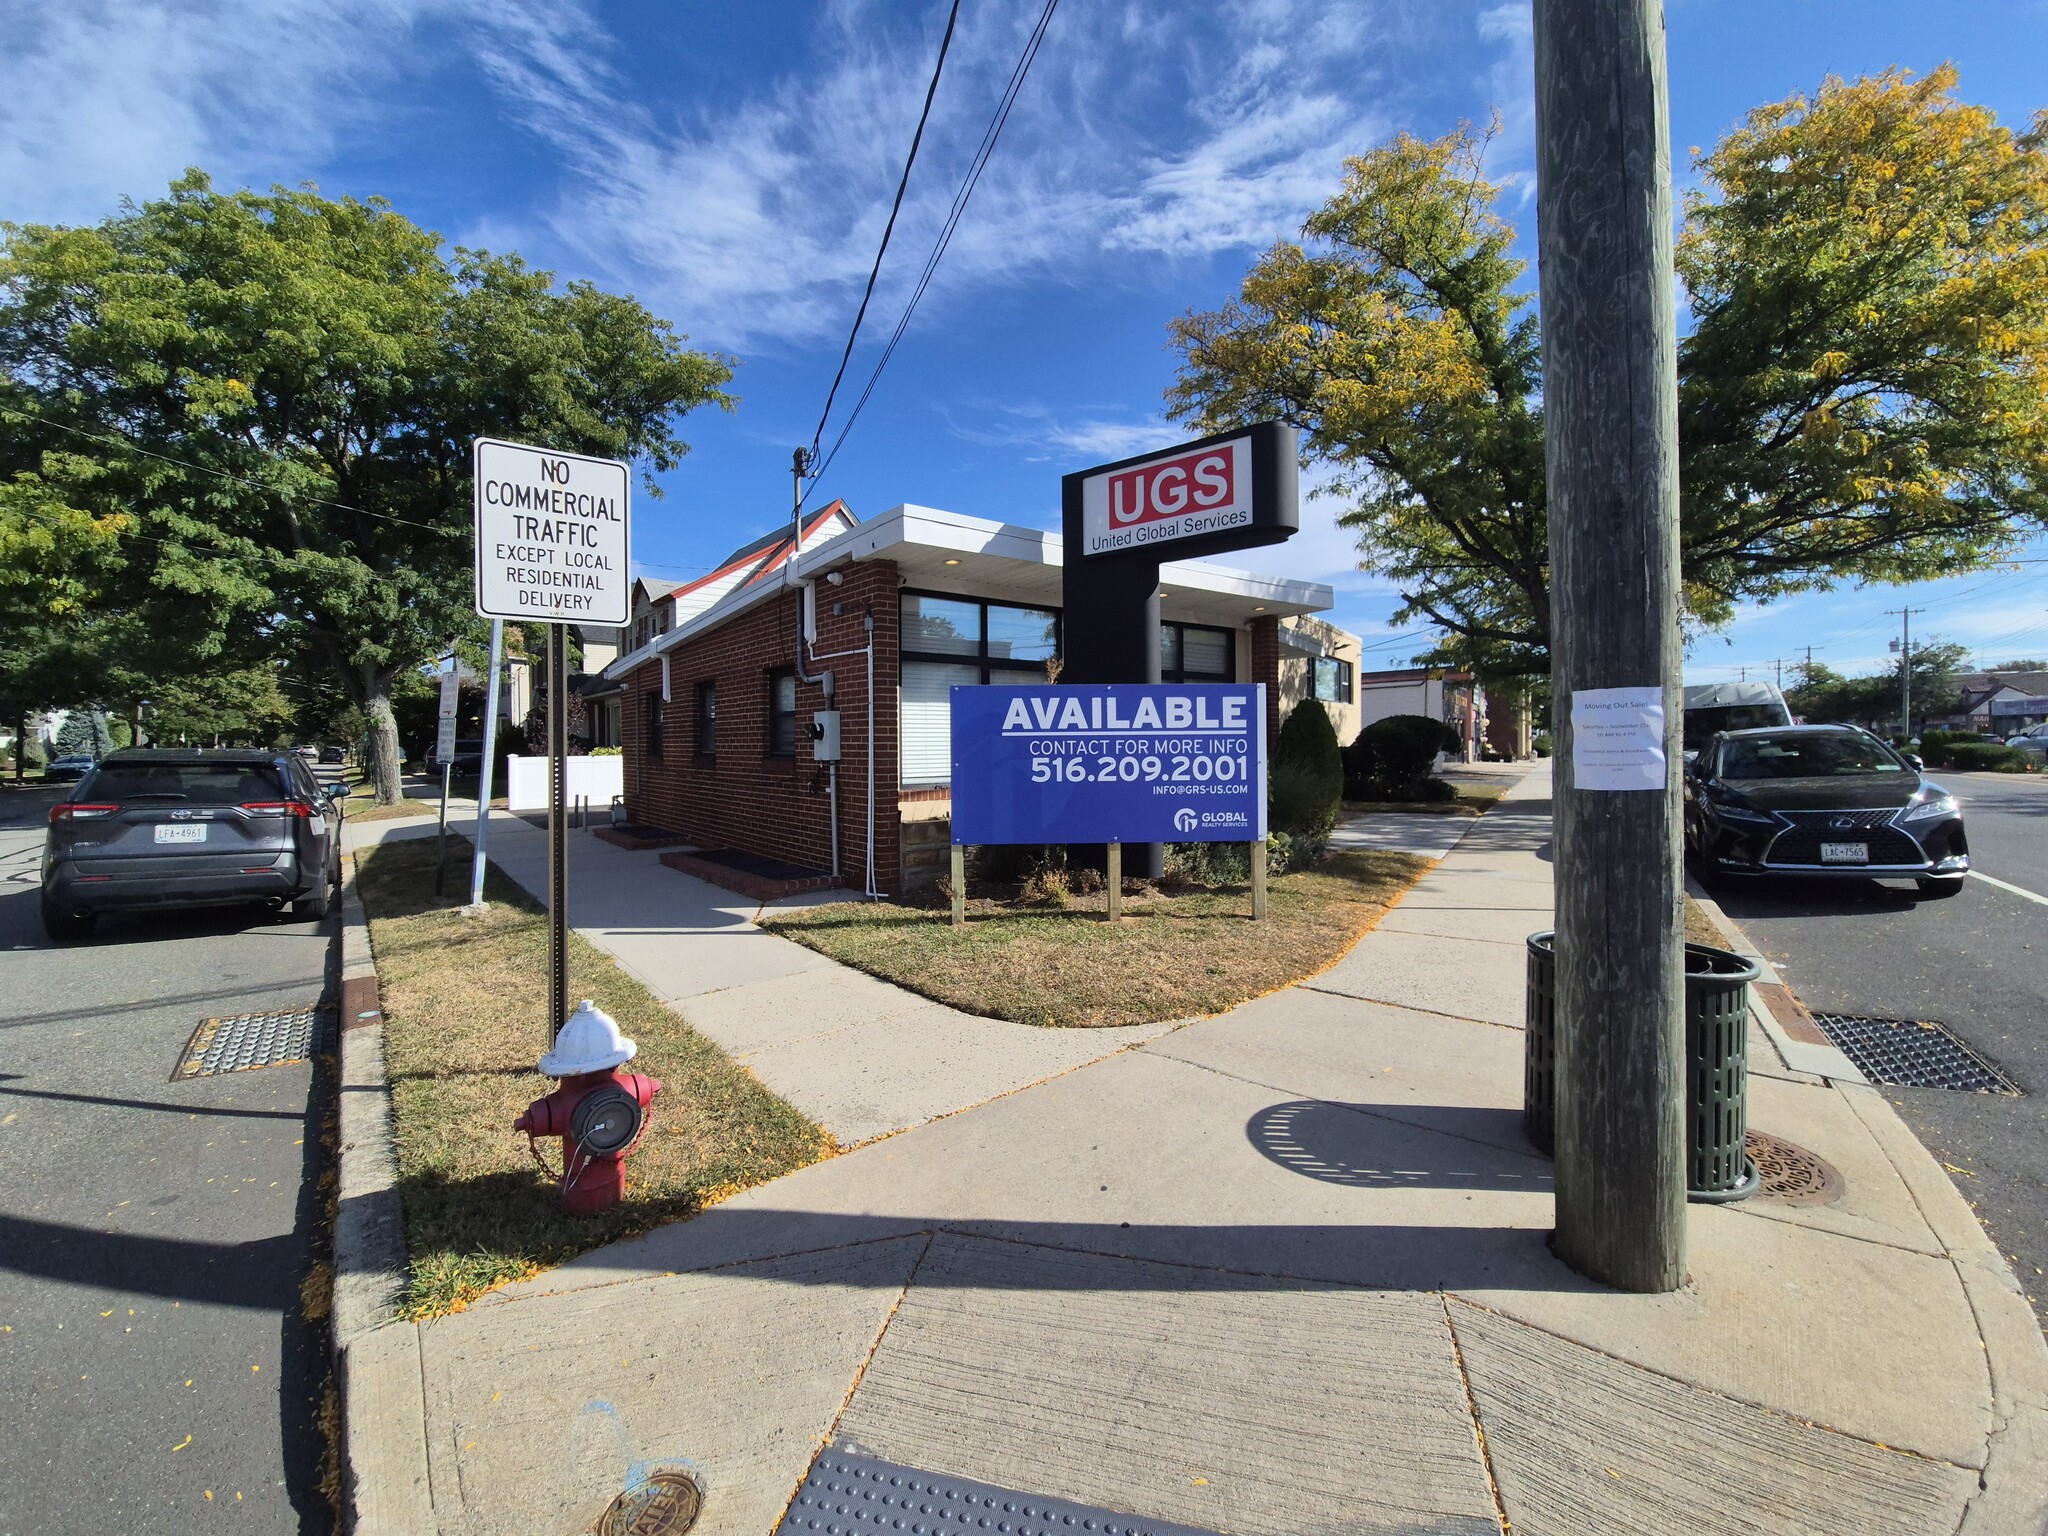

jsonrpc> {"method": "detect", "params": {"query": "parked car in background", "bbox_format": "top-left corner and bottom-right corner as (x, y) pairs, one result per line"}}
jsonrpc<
(2003, 723), (2048, 762)
(1681, 681), (1794, 760)
(424, 738), (485, 778)
(43, 753), (97, 783)
(40, 748), (348, 941)
(318, 744), (345, 765)
(1684, 725), (1968, 899)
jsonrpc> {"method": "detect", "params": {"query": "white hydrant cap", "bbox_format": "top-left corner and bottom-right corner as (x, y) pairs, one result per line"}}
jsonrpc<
(539, 999), (638, 1077)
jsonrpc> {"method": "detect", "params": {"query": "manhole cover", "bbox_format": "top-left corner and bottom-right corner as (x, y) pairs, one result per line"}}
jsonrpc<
(1808, 1013), (2019, 1094)
(594, 1470), (700, 1535)
(779, 1446), (1221, 1536)
(1747, 1129), (1843, 1206)
(172, 1006), (332, 1081)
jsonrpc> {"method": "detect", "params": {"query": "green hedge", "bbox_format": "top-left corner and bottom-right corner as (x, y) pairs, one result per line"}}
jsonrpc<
(1938, 742), (2036, 772)
(1344, 714), (1461, 800)
(1270, 701), (1343, 838)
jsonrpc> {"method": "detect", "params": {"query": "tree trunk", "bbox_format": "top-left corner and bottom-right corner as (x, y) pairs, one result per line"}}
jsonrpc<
(363, 673), (405, 806)
(13, 712), (24, 781)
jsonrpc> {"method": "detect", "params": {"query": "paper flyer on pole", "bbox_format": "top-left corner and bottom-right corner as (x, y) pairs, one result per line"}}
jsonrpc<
(1570, 686), (1666, 791)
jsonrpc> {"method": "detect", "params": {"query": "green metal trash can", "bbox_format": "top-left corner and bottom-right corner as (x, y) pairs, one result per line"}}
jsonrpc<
(1524, 932), (1555, 1155)
(1684, 942), (1762, 1202)
(1523, 932), (1761, 1200)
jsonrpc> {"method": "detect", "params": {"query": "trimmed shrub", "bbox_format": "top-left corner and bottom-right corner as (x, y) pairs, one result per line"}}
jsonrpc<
(1345, 714), (1461, 800)
(1919, 729), (1984, 754)
(1270, 701), (1343, 838)
(1164, 835), (1296, 889)
(1941, 742), (2036, 772)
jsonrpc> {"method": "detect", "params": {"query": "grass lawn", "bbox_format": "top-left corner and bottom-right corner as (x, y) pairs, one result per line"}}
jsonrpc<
(344, 798), (434, 824)
(1683, 893), (1736, 949)
(760, 848), (1429, 1029)
(1343, 779), (1510, 817)
(353, 834), (831, 1318)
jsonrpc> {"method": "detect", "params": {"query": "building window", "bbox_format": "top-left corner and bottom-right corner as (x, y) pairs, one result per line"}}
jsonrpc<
(1314, 656), (1354, 705)
(695, 681), (716, 757)
(1160, 622), (1234, 684)
(644, 692), (663, 758)
(899, 592), (1061, 788)
(767, 669), (797, 757)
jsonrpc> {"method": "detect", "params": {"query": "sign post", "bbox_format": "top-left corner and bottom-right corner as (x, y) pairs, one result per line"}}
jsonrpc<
(433, 665), (459, 895)
(1062, 422), (1298, 879)
(472, 438), (630, 1041)
(467, 619), (505, 911)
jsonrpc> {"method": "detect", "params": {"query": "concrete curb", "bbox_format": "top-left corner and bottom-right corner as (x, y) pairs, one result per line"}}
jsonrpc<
(333, 833), (436, 1535)
(1682, 879), (1868, 1083)
(1686, 877), (2048, 1533)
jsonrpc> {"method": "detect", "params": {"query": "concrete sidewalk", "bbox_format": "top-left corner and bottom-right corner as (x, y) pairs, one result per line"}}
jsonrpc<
(346, 808), (1178, 1145)
(352, 768), (2048, 1536)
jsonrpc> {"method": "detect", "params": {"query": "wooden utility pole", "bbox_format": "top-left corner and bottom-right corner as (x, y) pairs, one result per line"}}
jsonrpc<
(1534, 0), (1687, 1292)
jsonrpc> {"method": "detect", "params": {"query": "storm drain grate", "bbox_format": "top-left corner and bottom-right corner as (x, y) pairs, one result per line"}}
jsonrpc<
(172, 1005), (332, 1081)
(1747, 1129), (1844, 1206)
(778, 1446), (1223, 1536)
(1809, 1013), (2019, 1095)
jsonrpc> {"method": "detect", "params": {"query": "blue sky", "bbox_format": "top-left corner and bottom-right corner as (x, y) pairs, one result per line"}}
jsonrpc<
(5, 0), (2046, 683)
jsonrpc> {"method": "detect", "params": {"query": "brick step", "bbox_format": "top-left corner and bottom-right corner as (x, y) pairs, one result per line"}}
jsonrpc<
(593, 825), (694, 852)
(659, 847), (843, 902)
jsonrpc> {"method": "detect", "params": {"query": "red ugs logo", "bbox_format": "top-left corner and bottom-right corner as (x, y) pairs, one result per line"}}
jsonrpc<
(1106, 445), (1238, 527)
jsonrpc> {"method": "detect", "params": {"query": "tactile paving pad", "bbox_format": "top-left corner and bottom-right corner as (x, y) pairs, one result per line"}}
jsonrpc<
(172, 1005), (332, 1080)
(778, 1446), (1221, 1536)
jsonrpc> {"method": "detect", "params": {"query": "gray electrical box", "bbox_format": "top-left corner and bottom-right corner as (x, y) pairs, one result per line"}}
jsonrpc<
(812, 709), (841, 762)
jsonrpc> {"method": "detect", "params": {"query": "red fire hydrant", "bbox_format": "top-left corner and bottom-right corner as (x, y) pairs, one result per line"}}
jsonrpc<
(515, 1000), (662, 1216)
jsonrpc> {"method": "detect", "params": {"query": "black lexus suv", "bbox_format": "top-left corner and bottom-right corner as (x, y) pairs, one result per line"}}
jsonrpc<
(41, 748), (348, 941)
(1684, 725), (1969, 898)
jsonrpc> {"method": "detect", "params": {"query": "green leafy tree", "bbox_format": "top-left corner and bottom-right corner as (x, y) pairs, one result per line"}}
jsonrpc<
(1168, 122), (1549, 675)
(1787, 640), (1970, 730)
(0, 172), (734, 802)
(1170, 69), (2048, 672)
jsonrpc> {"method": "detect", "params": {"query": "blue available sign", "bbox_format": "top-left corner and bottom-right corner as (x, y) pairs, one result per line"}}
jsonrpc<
(950, 683), (1267, 845)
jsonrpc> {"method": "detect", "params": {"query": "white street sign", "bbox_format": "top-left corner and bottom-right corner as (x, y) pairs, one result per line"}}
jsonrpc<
(435, 669), (460, 762)
(473, 438), (630, 625)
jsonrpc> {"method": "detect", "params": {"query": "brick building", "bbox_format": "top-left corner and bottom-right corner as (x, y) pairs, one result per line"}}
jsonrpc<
(605, 502), (1333, 897)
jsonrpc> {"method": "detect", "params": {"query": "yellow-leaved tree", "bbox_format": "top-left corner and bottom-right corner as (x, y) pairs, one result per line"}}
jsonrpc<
(1170, 68), (2048, 675)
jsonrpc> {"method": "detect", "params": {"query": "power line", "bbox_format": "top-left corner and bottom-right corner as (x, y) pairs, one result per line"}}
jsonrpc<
(2, 497), (415, 581)
(803, 0), (963, 471)
(0, 403), (460, 540)
(804, 0), (1062, 500)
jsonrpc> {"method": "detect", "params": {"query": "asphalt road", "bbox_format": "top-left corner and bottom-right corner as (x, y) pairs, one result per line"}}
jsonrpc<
(1709, 769), (2048, 1329)
(0, 781), (335, 1535)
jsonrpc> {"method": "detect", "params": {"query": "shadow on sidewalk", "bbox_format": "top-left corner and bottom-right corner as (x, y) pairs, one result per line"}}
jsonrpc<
(470, 1204), (1600, 1299)
(1248, 1101), (1550, 1189)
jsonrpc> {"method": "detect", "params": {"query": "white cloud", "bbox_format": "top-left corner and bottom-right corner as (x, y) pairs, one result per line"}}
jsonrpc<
(457, 0), (1409, 348)
(942, 402), (1184, 464)
(0, 0), (455, 226)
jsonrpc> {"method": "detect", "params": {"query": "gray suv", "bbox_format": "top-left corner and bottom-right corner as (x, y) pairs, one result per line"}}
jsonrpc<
(41, 749), (347, 941)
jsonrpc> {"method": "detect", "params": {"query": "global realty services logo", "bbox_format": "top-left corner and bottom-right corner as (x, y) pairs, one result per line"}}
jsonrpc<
(1173, 806), (1251, 833)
